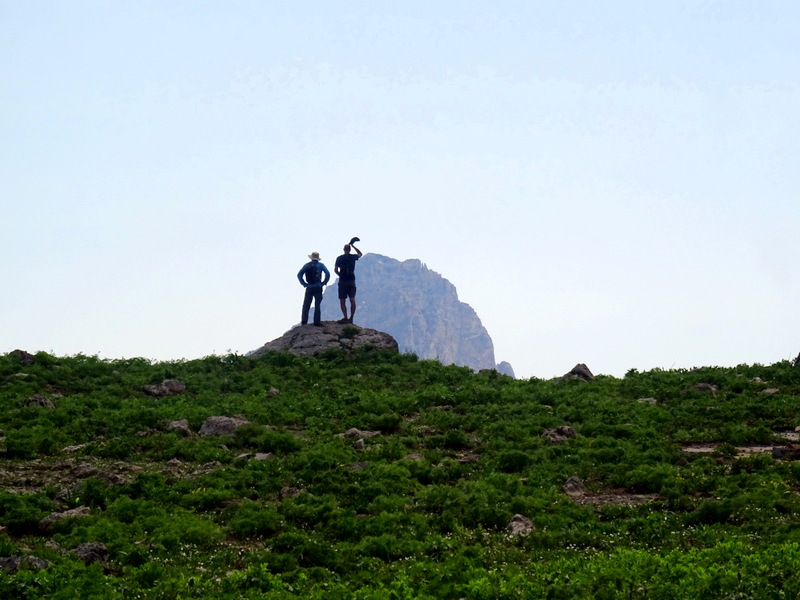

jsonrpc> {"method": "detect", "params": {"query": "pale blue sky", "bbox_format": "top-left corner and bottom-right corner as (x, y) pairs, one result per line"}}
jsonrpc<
(2, 1), (798, 378)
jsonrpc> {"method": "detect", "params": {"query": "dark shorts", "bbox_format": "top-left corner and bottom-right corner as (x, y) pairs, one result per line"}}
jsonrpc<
(338, 280), (357, 299)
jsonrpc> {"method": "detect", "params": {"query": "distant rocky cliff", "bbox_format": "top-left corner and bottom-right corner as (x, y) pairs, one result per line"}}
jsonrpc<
(321, 253), (513, 376)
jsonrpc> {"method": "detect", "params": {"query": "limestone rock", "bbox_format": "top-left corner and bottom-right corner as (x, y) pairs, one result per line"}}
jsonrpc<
(507, 514), (534, 537)
(542, 426), (578, 445)
(198, 416), (250, 437)
(10, 349), (36, 366)
(72, 542), (108, 566)
(39, 506), (91, 530)
(167, 419), (194, 437)
(25, 394), (55, 409)
(143, 379), (186, 397)
(250, 321), (398, 359)
(0, 556), (50, 573)
(563, 364), (595, 381)
(563, 476), (587, 498)
(693, 383), (719, 394)
(496, 361), (516, 378)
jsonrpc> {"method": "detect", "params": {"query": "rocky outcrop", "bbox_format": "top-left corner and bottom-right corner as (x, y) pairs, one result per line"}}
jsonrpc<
(563, 364), (595, 381)
(142, 379), (186, 397)
(496, 361), (515, 378)
(250, 321), (398, 359)
(320, 253), (511, 374)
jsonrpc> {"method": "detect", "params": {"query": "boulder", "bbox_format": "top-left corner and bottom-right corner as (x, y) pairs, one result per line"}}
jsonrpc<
(563, 363), (595, 381)
(541, 426), (578, 445)
(143, 379), (187, 397)
(10, 349), (36, 366)
(693, 383), (719, 394)
(198, 416), (250, 437)
(563, 476), (587, 498)
(167, 419), (194, 437)
(0, 556), (50, 573)
(507, 514), (534, 537)
(72, 542), (108, 566)
(39, 506), (91, 530)
(25, 394), (55, 409)
(250, 321), (398, 359)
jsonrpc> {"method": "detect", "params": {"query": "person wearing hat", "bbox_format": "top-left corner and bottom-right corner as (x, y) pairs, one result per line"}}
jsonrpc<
(297, 251), (330, 326)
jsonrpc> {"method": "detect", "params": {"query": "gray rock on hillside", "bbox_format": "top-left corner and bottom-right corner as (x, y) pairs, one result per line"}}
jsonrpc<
(198, 416), (250, 437)
(250, 321), (399, 359)
(320, 253), (511, 374)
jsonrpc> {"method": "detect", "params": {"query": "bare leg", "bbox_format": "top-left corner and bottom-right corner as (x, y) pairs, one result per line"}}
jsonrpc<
(349, 297), (357, 322)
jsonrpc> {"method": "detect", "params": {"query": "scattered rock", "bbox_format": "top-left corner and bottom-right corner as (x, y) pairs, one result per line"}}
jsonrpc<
(71, 463), (98, 478)
(563, 363), (595, 381)
(72, 542), (108, 566)
(759, 388), (780, 396)
(254, 452), (274, 461)
(39, 506), (91, 530)
(63, 443), (88, 453)
(167, 419), (194, 437)
(25, 394), (55, 409)
(266, 387), (280, 397)
(10, 349), (36, 366)
(347, 461), (370, 471)
(0, 556), (50, 573)
(97, 472), (129, 486)
(693, 383), (719, 394)
(507, 514), (534, 537)
(189, 461), (223, 477)
(142, 379), (187, 397)
(353, 438), (366, 451)
(338, 428), (381, 439)
(541, 426), (578, 445)
(637, 397), (658, 405)
(563, 476), (587, 498)
(198, 416), (250, 437)
(279, 486), (302, 499)
(772, 446), (800, 460)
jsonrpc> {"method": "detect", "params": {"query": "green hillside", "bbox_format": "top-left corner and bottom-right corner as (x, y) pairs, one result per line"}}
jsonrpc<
(2, 347), (800, 599)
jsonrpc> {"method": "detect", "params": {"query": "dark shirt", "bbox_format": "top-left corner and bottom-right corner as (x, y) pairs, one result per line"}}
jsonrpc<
(297, 260), (330, 288)
(335, 253), (360, 281)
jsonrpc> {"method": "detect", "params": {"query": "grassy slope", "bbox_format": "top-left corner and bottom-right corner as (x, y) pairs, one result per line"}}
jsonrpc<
(1, 348), (800, 599)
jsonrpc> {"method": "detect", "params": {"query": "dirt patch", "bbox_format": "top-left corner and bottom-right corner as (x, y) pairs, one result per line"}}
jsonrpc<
(680, 444), (775, 455)
(568, 489), (658, 506)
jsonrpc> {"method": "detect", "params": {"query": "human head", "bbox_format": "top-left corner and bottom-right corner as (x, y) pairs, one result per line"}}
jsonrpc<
(343, 244), (351, 253)
(308, 251), (320, 261)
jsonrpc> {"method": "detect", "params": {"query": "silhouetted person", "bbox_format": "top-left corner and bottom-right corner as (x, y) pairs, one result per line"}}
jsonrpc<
(297, 251), (330, 326)
(334, 241), (362, 323)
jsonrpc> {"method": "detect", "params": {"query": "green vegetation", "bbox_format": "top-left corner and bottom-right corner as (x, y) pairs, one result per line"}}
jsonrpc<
(2, 348), (800, 598)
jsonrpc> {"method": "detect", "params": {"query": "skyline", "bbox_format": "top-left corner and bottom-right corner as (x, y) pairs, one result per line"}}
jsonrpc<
(2, 1), (799, 378)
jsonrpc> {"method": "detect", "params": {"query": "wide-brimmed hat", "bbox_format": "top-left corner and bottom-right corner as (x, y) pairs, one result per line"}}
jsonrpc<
(308, 251), (321, 260)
